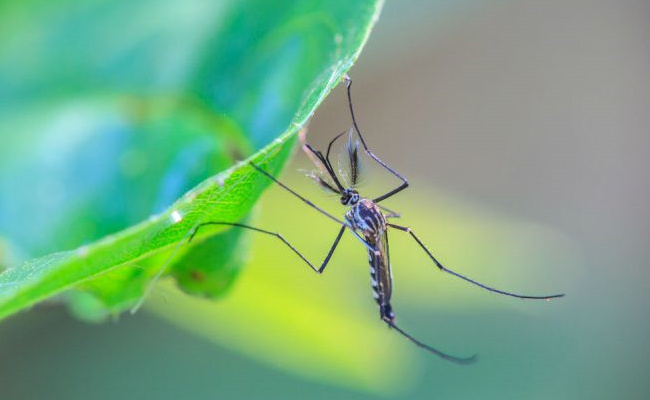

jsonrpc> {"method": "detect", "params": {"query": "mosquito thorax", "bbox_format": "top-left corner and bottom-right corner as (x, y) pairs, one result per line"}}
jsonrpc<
(345, 198), (387, 235)
(340, 188), (360, 206)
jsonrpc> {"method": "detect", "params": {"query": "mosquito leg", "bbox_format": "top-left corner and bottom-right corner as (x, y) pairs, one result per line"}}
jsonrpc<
(302, 144), (345, 192)
(250, 162), (345, 226)
(386, 320), (477, 364)
(347, 228), (381, 255)
(252, 161), (376, 254)
(377, 204), (401, 218)
(343, 75), (409, 203)
(133, 162), (345, 313)
(325, 131), (346, 163)
(387, 223), (565, 300)
(190, 222), (346, 274)
(299, 131), (342, 192)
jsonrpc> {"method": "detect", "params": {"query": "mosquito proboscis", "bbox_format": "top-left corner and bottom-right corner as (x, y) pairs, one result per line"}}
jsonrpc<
(189, 75), (564, 364)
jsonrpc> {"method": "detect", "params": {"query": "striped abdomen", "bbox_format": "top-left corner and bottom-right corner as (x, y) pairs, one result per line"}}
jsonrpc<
(367, 230), (395, 323)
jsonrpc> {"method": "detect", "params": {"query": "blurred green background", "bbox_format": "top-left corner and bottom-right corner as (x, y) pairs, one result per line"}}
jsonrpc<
(1, 0), (649, 399)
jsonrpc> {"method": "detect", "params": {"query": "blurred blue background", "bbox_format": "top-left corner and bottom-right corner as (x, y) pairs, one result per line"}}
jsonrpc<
(1, 0), (649, 399)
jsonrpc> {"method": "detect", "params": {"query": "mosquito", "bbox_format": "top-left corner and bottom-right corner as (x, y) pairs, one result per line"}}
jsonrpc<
(189, 75), (564, 364)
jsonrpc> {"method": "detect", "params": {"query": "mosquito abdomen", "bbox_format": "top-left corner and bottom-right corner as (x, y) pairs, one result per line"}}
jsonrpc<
(368, 238), (394, 323)
(370, 260), (395, 322)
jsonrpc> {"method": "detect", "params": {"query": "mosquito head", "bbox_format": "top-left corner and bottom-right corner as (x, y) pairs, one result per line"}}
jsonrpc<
(340, 188), (360, 206)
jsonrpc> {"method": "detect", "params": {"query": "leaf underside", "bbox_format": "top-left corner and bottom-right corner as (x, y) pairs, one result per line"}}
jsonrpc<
(0, 0), (385, 321)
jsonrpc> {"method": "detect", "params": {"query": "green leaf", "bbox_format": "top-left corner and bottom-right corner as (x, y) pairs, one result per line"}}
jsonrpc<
(0, 0), (385, 321)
